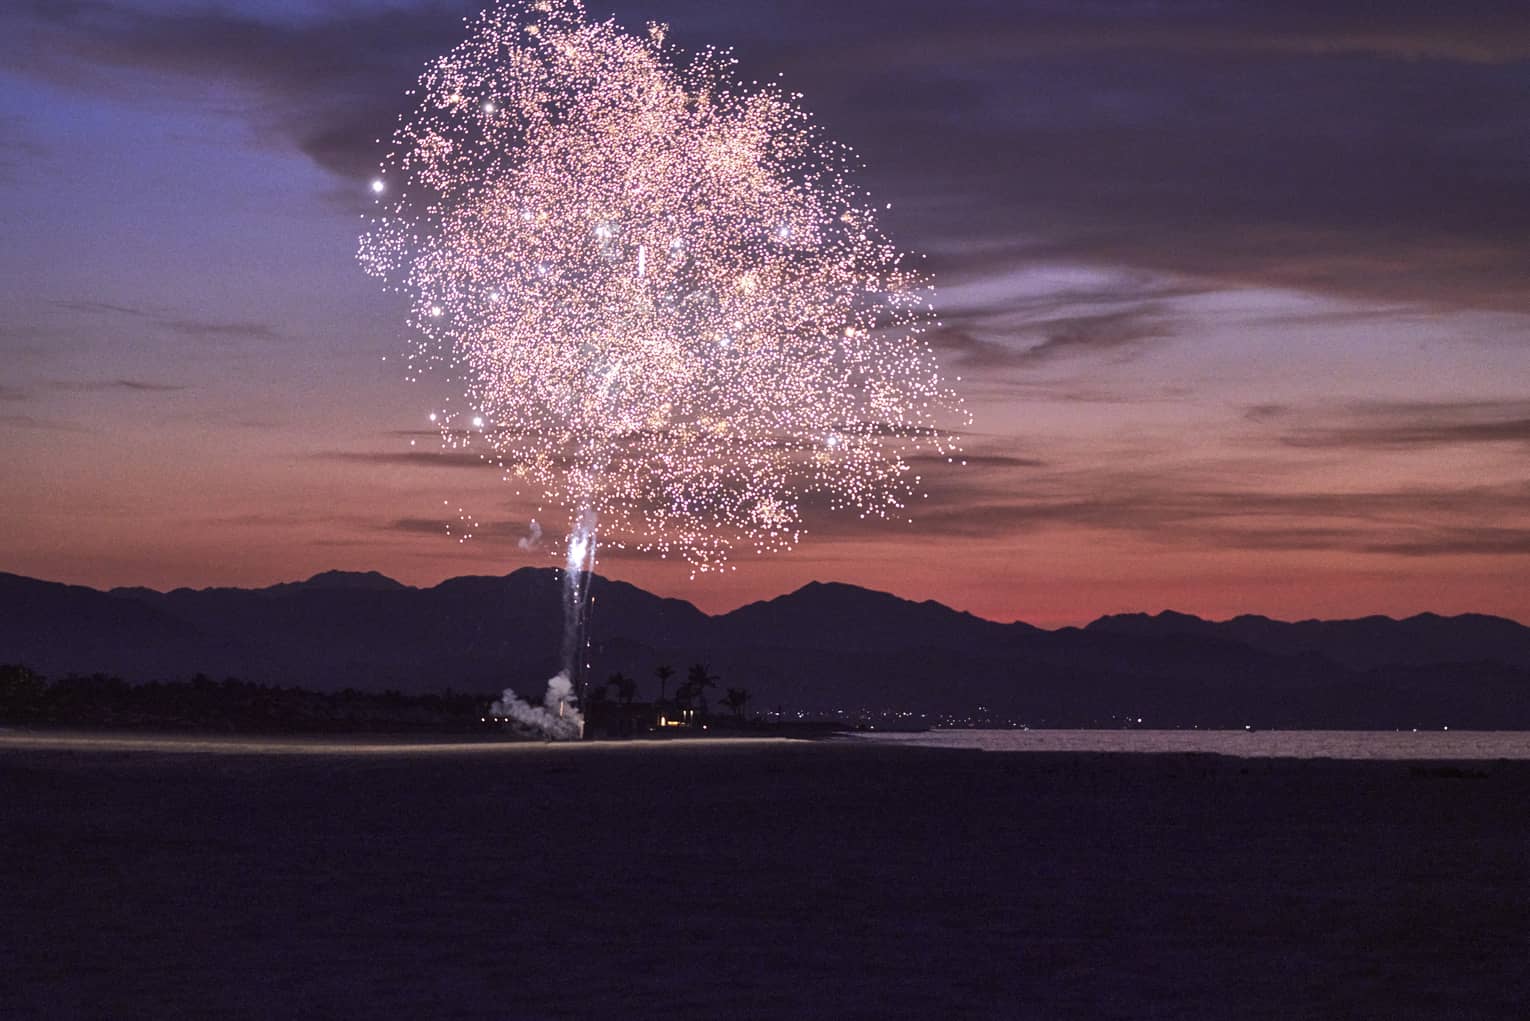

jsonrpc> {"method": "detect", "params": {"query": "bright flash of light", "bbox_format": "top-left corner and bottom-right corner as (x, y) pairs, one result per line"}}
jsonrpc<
(358, 0), (966, 572)
(370, 178), (386, 194)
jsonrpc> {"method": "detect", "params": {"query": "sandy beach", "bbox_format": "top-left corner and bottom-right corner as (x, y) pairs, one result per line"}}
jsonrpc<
(3, 733), (1527, 1019)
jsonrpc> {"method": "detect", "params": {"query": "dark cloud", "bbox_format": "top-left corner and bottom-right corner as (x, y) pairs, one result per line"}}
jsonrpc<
(51, 299), (281, 341)
(907, 452), (1045, 470)
(162, 319), (281, 341)
(48, 378), (188, 394)
(912, 477), (1530, 557)
(1273, 400), (1530, 450)
(389, 516), (459, 535)
(384, 514), (669, 561)
(1363, 528), (1530, 558)
(1243, 404), (1289, 423)
(1009, 307), (1173, 366)
(783, 440), (1530, 558)
(388, 428), (480, 439)
(314, 449), (503, 470)
(1, 0), (471, 179)
(5, 0), (1527, 311)
(335, 421), (1530, 560)
(0, 413), (91, 432)
(931, 274), (1188, 372)
(927, 327), (1021, 371)
(758, 6), (1530, 312)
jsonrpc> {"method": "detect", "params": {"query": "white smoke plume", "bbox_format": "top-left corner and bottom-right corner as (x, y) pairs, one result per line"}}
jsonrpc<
(517, 518), (543, 552)
(490, 671), (583, 740)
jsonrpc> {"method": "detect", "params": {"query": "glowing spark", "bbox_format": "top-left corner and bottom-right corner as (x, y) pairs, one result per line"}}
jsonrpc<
(370, 178), (385, 194)
(358, 0), (966, 572)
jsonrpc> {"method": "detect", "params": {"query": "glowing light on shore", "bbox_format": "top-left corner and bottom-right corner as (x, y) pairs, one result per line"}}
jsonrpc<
(358, 0), (965, 572)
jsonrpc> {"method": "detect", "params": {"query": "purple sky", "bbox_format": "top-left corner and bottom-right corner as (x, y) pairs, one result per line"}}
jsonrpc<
(3, 0), (1528, 626)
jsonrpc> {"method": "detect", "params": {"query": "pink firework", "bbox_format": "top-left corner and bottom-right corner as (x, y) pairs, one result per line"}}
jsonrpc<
(359, 0), (964, 575)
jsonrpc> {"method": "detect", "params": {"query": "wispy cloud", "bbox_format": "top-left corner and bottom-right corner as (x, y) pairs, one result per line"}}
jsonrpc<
(48, 378), (188, 394)
(1010, 307), (1174, 366)
(1363, 527), (1530, 557)
(313, 449), (501, 470)
(786, 442), (1530, 556)
(389, 516), (458, 535)
(50, 298), (281, 342)
(0, 413), (91, 432)
(931, 291), (1181, 379)
(914, 477), (1530, 557)
(1270, 400), (1530, 451)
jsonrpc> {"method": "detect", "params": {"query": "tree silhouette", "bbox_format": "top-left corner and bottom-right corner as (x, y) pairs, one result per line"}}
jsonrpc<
(654, 664), (674, 704)
(722, 687), (750, 721)
(602, 672), (637, 736)
(0, 664), (47, 722)
(685, 663), (717, 716)
(609, 672), (636, 706)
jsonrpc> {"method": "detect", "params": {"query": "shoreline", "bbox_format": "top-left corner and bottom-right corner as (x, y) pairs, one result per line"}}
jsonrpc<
(6, 725), (1530, 761)
(0, 727), (810, 756)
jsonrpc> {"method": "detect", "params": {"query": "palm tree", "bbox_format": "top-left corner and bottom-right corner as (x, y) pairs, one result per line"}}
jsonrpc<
(654, 664), (674, 704)
(686, 663), (717, 717)
(610, 672), (636, 706)
(722, 687), (750, 721)
(605, 672), (637, 735)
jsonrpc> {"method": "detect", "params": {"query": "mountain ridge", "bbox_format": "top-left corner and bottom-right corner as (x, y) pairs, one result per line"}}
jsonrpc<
(82, 569), (1530, 632)
(4, 568), (1528, 728)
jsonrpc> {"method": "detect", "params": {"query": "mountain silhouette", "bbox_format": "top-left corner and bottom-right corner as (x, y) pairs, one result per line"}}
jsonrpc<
(3, 569), (1528, 728)
(1086, 609), (1530, 671)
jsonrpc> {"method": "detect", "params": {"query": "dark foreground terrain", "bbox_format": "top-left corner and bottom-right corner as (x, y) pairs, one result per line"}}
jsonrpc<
(2, 735), (1527, 1019)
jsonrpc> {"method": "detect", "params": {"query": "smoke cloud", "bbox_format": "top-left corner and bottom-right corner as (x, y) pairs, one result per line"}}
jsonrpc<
(489, 671), (583, 740)
(517, 518), (543, 552)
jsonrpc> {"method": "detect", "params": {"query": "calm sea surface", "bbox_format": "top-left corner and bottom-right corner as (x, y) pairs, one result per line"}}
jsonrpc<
(854, 728), (1530, 760)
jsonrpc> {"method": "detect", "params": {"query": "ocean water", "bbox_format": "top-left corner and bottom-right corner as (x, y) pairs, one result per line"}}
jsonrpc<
(854, 728), (1530, 760)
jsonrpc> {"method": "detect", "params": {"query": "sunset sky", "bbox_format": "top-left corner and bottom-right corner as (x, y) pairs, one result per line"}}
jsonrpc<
(3, 0), (1528, 626)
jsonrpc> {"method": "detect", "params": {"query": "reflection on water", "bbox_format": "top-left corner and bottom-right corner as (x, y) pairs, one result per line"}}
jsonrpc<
(855, 729), (1530, 760)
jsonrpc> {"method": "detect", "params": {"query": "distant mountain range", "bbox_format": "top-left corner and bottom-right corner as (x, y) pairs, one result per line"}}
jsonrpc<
(3, 568), (1528, 729)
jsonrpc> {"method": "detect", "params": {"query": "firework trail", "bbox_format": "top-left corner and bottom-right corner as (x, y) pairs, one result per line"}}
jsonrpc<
(358, 0), (965, 727)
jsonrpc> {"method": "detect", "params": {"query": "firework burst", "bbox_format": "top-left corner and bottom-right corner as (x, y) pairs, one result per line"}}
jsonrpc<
(359, 0), (965, 575)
